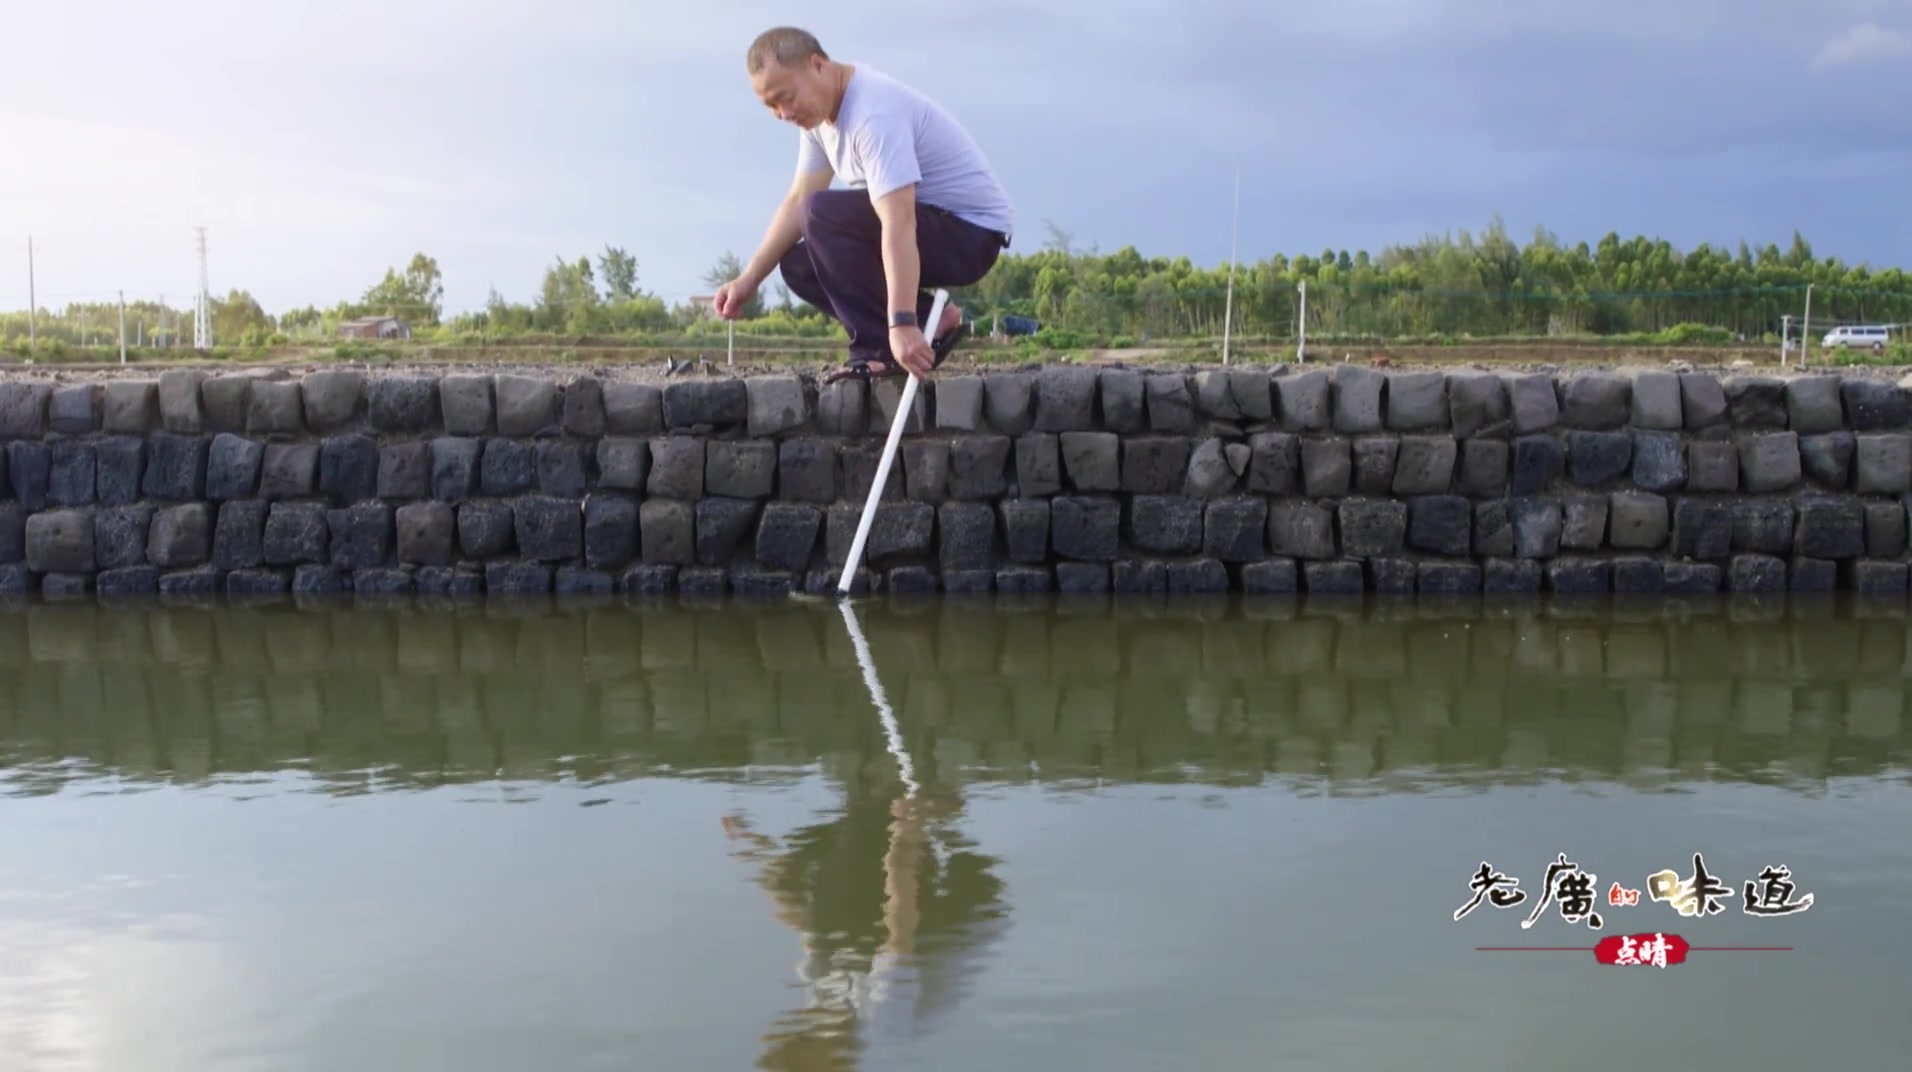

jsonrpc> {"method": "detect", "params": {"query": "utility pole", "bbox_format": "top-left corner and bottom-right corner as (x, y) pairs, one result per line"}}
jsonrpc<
(118, 290), (127, 364)
(1221, 167), (1240, 367)
(194, 226), (212, 350)
(1296, 280), (1308, 363)
(1781, 314), (1792, 367)
(26, 236), (35, 352)
(1801, 284), (1814, 369)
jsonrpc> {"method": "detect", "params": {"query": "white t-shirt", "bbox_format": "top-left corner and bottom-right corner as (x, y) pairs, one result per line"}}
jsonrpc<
(796, 65), (1015, 238)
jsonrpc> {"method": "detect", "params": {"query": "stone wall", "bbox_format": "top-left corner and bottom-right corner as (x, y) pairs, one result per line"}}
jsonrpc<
(1, 362), (1910, 599)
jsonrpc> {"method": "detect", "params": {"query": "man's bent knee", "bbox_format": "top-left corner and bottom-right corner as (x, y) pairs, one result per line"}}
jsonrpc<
(796, 190), (827, 234)
(777, 238), (813, 275)
(796, 189), (872, 237)
(795, 189), (835, 236)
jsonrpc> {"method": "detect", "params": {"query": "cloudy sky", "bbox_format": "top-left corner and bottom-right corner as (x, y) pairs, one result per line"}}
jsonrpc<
(3, 0), (1909, 318)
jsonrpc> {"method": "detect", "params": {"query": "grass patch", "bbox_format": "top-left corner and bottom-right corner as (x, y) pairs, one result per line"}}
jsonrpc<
(1825, 342), (1912, 367)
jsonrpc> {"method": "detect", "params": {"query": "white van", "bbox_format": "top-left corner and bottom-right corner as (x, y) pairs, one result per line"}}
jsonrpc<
(1822, 325), (1889, 351)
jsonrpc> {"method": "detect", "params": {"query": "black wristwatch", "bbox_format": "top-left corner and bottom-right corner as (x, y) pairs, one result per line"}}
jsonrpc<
(890, 310), (917, 328)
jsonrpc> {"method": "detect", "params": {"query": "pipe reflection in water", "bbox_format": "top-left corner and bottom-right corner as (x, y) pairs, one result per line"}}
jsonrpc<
(716, 600), (1009, 1066)
(1, 592), (1910, 1069)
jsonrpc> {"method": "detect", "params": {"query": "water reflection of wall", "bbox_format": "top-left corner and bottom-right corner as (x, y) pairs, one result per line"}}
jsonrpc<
(0, 599), (1906, 796)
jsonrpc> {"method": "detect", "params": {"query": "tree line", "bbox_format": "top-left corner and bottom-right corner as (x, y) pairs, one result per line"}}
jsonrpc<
(972, 217), (1912, 347)
(6, 216), (1909, 354)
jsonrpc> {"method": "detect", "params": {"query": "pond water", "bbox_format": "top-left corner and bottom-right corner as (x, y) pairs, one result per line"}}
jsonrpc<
(2, 593), (1909, 1069)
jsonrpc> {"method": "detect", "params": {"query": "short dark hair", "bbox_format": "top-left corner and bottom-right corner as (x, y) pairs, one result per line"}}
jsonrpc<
(747, 27), (826, 74)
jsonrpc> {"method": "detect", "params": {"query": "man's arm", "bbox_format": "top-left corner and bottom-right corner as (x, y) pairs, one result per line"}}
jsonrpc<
(739, 164), (834, 288)
(871, 183), (919, 322)
(854, 108), (926, 326)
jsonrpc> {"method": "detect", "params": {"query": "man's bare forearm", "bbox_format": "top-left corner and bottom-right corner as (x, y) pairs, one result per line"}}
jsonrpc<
(741, 194), (806, 286)
(879, 200), (920, 320)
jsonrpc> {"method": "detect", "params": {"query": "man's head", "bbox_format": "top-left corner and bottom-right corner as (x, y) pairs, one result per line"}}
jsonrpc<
(747, 27), (840, 129)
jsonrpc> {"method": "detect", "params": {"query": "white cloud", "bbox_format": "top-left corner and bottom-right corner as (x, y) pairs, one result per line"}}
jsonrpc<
(1812, 23), (1912, 70)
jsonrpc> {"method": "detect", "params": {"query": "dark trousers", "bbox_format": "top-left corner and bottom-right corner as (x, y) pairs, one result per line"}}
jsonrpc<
(777, 189), (1007, 363)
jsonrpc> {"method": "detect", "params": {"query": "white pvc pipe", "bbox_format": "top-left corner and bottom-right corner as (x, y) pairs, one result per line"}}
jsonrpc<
(838, 599), (919, 798)
(837, 288), (948, 595)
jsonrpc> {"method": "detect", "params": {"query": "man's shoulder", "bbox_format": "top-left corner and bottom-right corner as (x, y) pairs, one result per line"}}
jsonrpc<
(845, 65), (928, 120)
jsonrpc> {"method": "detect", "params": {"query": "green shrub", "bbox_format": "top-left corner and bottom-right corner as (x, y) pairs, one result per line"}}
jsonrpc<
(1654, 323), (1733, 346)
(1033, 327), (1089, 350)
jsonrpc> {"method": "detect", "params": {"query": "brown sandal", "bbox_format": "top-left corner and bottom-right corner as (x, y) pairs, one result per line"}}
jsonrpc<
(823, 355), (906, 385)
(821, 319), (968, 385)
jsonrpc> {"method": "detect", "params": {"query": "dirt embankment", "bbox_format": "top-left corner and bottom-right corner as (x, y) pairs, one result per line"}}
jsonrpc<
(1087, 339), (1829, 369)
(1, 338), (1903, 383)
